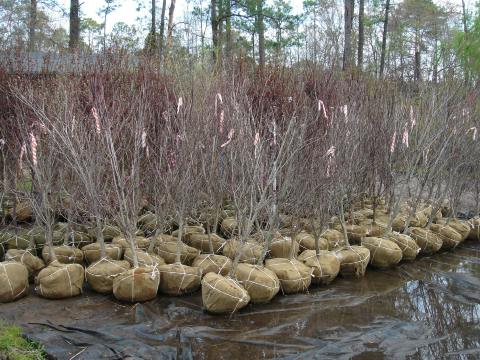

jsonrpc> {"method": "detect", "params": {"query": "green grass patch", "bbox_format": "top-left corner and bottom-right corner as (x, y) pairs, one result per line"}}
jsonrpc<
(0, 322), (44, 360)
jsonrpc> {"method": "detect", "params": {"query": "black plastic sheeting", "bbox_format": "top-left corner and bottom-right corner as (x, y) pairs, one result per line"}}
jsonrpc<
(1, 242), (480, 360)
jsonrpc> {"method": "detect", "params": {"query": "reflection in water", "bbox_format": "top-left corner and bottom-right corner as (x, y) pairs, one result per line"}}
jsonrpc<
(1, 243), (480, 359)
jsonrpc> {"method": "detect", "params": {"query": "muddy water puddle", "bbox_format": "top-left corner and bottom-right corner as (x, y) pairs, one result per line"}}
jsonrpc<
(1, 242), (479, 359)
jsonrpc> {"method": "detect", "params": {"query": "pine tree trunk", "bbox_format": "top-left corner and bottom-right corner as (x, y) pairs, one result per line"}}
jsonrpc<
(166, 0), (176, 51)
(159, 0), (167, 60)
(379, 0), (390, 78)
(211, 0), (219, 64)
(69, 0), (80, 50)
(342, 0), (354, 71)
(357, 0), (365, 70)
(28, 0), (37, 52)
(257, 0), (265, 71)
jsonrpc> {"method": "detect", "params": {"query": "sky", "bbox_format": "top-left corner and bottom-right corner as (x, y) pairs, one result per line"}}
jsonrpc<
(56, 0), (473, 33)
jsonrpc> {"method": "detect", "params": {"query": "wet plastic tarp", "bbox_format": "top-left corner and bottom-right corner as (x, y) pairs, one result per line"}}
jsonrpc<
(1, 242), (480, 359)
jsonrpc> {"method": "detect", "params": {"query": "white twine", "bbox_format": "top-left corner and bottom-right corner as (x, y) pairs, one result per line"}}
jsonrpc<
(91, 107), (101, 134)
(29, 132), (38, 167)
(220, 128), (235, 148)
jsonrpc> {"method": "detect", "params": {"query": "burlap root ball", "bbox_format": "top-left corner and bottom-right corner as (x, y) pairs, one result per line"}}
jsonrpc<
(234, 263), (280, 303)
(334, 246), (370, 278)
(0, 262), (29, 303)
(137, 212), (159, 233)
(297, 250), (340, 285)
(436, 218), (470, 241)
(386, 233), (420, 261)
(361, 237), (402, 269)
(202, 273), (250, 314)
(468, 217), (480, 241)
(334, 224), (368, 244)
(35, 261), (84, 299)
(4, 233), (31, 251)
(154, 241), (200, 265)
(192, 254), (232, 276)
(430, 224), (462, 250)
(112, 236), (150, 251)
(321, 229), (345, 250)
(184, 233), (226, 254)
(158, 263), (202, 296)
(113, 266), (160, 302)
(65, 231), (94, 249)
(124, 249), (166, 267)
(265, 258), (313, 294)
(5, 249), (45, 281)
(171, 225), (205, 240)
(42, 245), (84, 264)
(409, 227), (443, 255)
(220, 217), (239, 237)
(86, 258), (131, 294)
(222, 240), (263, 264)
(269, 236), (299, 258)
(7, 202), (33, 222)
(82, 243), (123, 264)
(294, 231), (328, 252)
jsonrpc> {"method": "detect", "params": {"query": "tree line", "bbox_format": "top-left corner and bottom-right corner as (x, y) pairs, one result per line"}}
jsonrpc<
(0, 0), (479, 81)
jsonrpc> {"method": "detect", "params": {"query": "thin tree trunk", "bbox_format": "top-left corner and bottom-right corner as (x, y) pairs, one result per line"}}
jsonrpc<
(69, 0), (80, 50)
(166, 0), (176, 51)
(211, 0), (219, 64)
(342, 0), (354, 71)
(414, 39), (421, 82)
(159, 0), (167, 60)
(461, 0), (469, 84)
(257, 0), (265, 71)
(28, 0), (37, 52)
(357, 0), (365, 70)
(379, 0), (390, 78)
(225, 0), (232, 67)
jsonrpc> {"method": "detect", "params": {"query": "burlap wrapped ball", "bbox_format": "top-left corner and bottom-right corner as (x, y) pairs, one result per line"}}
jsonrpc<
(5, 249), (45, 281)
(436, 219), (470, 241)
(113, 266), (160, 302)
(154, 241), (200, 265)
(184, 233), (226, 254)
(334, 224), (368, 244)
(0, 262), (29, 303)
(234, 263), (280, 303)
(265, 258), (313, 294)
(297, 250), (340, 285)
(35, 261), (84, 299)
(386, 232), (420, 261)
(361, 237), (402, 269)
(334, 246), (370, 278)
(269, 236), (299, 258)
(82, 243), (123, 264)
(124, 249), (166, 267)
(42, 245), (84, 264)
(137, 212), (159, 233)
(222, 240), (263, 264)
(86, 258), (131, 294)
(158, 263), (202, 296)
(294, 231), (328, 252)
(112, 236), (150, 251)
(220, 217), (239, 237)
(171, 225), (205, 240)
(192, 254), (232, 276)
(430, 224), (462, 250)
(202, 273), (250, 314)
(409, 227), (442, 255)
(320, 229), (345, 250)
(467, 217), (480, 241)
(65, 231), (94, 249)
